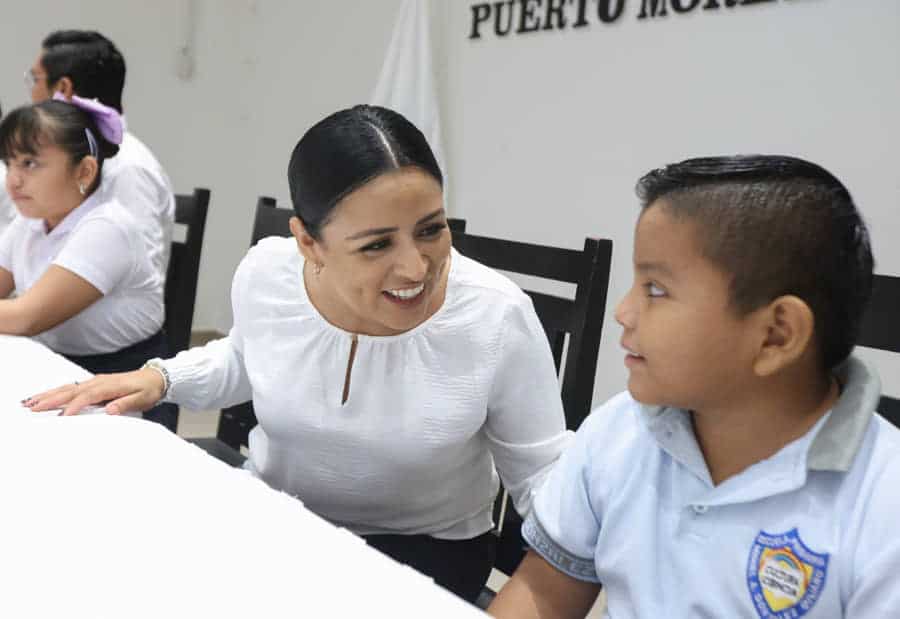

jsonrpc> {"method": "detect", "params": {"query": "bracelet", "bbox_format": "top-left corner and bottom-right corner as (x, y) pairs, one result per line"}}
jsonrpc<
(141, 359), (171, 402)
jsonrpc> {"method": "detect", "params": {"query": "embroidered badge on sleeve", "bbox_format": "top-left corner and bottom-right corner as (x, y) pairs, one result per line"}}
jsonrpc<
(746, 528), (829, 619)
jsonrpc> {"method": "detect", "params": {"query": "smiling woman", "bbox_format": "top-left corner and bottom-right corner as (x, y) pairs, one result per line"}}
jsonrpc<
(27, 105), (571, 604)
(287, 107), (450, 338)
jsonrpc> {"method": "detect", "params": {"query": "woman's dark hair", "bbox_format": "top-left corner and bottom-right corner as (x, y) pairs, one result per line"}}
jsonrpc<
(636, 155), (874, 370)
(0, 100), (119, 195)
(41, 30), (126, 113)
(288, 105), (443, 239)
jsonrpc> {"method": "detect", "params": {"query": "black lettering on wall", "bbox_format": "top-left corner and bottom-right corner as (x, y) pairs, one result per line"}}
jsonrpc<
(543, 0), (568, 31)
(671, 0), (701, 12)
(638, 0), (669, 19)
(495, 0), (516, 36)
(598, 0), (627, 22)
(469, 0), (802, 40)
(469, 3), (492, 39)
(517, 0), (543, 34)
(573, 0), (591, 27)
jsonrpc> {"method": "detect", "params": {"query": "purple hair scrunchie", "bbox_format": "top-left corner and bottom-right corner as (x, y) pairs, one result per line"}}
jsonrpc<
(52, 92), (124, 145)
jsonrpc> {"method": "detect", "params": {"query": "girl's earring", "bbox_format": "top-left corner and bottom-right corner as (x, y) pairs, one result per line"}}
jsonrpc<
(314, 262), (323, 277)
(78, 183), (86, 196)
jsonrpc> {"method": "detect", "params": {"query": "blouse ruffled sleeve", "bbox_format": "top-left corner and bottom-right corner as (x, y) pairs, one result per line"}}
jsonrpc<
(484, 294), (572, 517)
(160, 249), (254, 410)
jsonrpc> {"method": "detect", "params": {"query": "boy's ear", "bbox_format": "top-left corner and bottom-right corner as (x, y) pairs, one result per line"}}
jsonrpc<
(752, 295), (816, 377)
(52, 77), (75, 99)
(288, 216), (322, 264)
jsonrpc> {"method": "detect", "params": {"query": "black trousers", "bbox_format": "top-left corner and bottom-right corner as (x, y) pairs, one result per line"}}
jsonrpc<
(63, 330), (179, 432)
(363, 531), (496, 604)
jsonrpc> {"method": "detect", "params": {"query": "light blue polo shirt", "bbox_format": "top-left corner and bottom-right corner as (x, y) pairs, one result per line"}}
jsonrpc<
(524, 357), (900, 618)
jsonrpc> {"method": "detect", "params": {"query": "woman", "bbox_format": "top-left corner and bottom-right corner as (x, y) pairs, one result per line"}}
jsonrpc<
(0, 95), (173, 428)
(27, 105), (570, 602)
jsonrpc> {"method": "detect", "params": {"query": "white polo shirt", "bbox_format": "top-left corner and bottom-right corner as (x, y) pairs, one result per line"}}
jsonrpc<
(0, 164), (16, 234)
(525, 357), (900, 618)
(100, 130), (175, 281)
(0, 192), (164, 356)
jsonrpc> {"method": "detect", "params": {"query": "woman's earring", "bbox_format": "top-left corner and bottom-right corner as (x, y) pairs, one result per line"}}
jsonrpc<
(78, 183), (86, 196)
(314, 262), (323, 277)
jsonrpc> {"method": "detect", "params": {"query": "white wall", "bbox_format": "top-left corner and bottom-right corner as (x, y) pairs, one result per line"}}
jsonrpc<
(438, 0), (900, 405)
(0, 0), (404, 332)
(1, 0), (896, 407)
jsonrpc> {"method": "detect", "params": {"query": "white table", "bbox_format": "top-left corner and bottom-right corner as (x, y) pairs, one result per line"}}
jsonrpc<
(0, 334), (93, 416)
(0, 336), (484, 618)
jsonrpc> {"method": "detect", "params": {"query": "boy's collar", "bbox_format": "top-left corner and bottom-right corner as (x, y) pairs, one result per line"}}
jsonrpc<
(806, 356), (879, 472)
(637, 356), (880, 473)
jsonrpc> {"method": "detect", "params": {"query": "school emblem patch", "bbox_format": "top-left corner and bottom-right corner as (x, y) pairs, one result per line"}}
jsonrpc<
(746, 528), (829, 618)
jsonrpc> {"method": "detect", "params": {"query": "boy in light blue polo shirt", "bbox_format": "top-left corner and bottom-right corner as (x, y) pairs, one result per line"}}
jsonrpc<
(489, 155), (900, 618)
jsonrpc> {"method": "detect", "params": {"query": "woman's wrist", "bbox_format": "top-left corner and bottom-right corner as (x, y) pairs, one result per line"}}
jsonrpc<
(141, 359), (170, 403)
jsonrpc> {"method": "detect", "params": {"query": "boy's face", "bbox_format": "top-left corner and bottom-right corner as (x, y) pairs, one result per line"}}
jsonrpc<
(615, 202), (761, 411)
(28, 53), (53, 103)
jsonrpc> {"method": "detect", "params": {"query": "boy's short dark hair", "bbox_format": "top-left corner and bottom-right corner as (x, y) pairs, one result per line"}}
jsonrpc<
(636, 155), (873, 370)
(41, 30), (126, 113)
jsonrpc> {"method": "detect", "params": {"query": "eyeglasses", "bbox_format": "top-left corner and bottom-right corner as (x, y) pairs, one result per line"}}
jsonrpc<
(23, 69), (47, 90)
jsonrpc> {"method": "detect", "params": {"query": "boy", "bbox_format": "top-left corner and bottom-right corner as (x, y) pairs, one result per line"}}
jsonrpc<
(489, 155), (900, 618)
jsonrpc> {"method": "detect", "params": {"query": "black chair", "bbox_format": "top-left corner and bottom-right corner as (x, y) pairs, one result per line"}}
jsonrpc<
(450, 228), (613, 559)
(450, 229), (612, 431)
(156, 188), (209, 432)
(449, 226), (613, 610)
(165, 188), (211, 357)
(250, 195), (292, 241)
(856, 273), (900, 428)
(189, 196), (288, 464)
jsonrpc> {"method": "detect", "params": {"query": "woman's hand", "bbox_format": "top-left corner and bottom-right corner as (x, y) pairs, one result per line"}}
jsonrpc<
(24, 368), (166, 416)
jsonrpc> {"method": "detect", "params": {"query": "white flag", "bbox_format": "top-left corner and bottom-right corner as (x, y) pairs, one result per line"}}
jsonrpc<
(372, 0), (447, 201)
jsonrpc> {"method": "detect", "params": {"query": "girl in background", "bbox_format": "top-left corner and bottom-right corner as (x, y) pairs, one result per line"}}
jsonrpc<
(0, 96), (173, 428)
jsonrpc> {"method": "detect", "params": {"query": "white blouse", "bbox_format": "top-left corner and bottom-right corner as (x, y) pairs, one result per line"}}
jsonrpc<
(0, 192), (164, 355)
(164, 238), (571, 539)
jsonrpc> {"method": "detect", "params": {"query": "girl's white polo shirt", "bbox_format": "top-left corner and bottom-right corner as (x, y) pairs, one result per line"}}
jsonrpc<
(0, 192), (164, 355)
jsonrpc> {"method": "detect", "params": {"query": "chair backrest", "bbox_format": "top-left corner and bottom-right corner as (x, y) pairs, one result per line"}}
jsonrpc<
(216, 196), (290, 450)
(857, 273), (900, 428)
(450, 228), (613, 431)
(165, 188), (211, 356)
(251, 196), (293, 244)
(446, 218), (466, 234)
(449, 225), (613, 579)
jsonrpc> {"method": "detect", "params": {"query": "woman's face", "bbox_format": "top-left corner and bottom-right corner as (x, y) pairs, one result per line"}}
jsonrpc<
(295, 167), (451, 336)
(4, 141), (90, 228)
